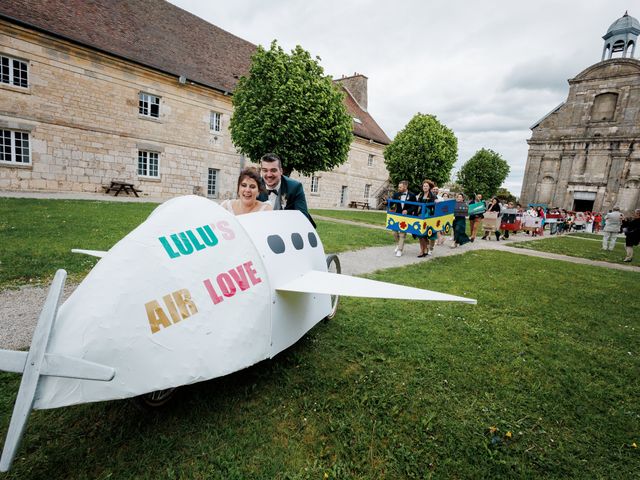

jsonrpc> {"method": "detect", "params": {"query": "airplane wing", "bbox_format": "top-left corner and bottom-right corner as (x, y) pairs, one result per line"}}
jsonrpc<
(275, 270), (476, 304)
(71, 249), (107, 258)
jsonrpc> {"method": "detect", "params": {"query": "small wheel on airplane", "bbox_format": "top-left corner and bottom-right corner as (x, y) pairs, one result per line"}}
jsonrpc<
(325, 254), (341, 320)
(132, 387), (177, 411)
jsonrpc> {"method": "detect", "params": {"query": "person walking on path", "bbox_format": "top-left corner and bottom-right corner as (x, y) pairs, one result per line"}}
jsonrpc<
(415, 180), (437, 257)
(602, 207), (624, 251)
(451, 193), (471, 248)
(481, 197), (502, 241)
(468, 194), (484, 242)
(390, 180), (417, 257)
(622, 209), (640, 262)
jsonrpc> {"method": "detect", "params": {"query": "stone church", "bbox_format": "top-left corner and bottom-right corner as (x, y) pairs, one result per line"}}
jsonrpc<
(520, 12), (640, 214)
(0, 0), (390, 208)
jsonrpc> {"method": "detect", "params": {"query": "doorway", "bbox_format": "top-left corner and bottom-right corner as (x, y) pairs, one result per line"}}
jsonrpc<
(573, 199), (594, 212)
(340, 186), (348, 207)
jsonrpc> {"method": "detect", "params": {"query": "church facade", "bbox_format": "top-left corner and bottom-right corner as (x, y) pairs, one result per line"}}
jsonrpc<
(520, 12), (640, 214)
(0, 0), (390, 208)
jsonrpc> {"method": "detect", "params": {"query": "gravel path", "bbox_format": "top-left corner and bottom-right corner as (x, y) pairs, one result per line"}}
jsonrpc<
(2, 217), (638, 351)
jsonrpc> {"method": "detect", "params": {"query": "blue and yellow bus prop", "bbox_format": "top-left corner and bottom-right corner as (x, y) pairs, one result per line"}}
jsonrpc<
(386, 199), (455, 237)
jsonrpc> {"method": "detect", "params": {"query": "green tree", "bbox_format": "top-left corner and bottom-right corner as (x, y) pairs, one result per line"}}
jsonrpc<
(230, 41), (352, 175)
(495, 187), (517, 204)
(383, 113), (457, 190)
(457, 148), (510, 198)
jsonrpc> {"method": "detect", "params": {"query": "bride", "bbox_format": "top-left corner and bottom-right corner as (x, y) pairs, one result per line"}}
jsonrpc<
(220, 167), (273, 215)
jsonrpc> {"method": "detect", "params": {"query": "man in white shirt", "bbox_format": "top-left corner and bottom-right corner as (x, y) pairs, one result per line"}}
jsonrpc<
(602, 206), (624, 251)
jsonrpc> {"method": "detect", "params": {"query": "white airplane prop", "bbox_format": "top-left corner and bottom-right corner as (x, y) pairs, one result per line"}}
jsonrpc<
(0, 195), (475, 471)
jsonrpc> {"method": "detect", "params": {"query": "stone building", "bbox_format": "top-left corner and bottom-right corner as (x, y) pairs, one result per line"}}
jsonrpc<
(520, 12), (640, 214)
(0, 0), (390, 207)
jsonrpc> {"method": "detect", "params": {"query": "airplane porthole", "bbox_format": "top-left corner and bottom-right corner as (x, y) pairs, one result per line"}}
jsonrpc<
(308, 232), (318, 248)
(291, 232), (304, 250)
(267, 235), (286, 254)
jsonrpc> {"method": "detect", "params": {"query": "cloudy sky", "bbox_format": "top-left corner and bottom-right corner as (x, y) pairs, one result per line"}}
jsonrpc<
(169, 0), (634, 195)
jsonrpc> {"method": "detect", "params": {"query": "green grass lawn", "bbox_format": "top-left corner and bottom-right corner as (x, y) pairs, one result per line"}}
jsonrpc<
(566, 232), (602, 240)
(510, 235), (634, 265)
(311, 208), (387, 226)
(0, 199), (395, 289)
(0, 251), (638, 479)
(316, 219), (394, 253)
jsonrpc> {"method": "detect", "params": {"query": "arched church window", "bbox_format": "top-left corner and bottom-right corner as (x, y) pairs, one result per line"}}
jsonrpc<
(591, 92), (618, 122)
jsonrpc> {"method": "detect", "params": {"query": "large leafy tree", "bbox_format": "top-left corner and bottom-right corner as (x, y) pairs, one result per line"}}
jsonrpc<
(230, 41), (353, 175)
(383, 113), (457, 190)
(457, 148), (510, 198)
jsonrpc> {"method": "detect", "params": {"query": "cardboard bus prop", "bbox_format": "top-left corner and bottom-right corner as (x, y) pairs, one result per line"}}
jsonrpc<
(500, 208), (521, 232)
(467, 201), (486, 216)
(482, 211), (501, 233)
(386, 199), (455, 238)
(0, 195), (475, 472)
(521, 214), (543, 231)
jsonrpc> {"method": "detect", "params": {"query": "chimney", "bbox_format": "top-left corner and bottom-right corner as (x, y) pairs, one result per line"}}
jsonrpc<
(336, 73), (368, 111)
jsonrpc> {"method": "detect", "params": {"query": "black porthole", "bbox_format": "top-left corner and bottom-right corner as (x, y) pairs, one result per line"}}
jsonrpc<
(267, 235), (285, 254)
(291, 232), (304, 250)
(308, 232), (318, 248)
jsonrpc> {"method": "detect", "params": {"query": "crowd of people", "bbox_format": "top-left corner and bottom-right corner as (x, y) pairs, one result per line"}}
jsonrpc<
(217, 165), (639, 264)
(387, 180), (640, 262)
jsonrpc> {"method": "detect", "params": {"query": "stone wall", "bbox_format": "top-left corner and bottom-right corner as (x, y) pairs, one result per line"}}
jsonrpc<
(521, 59), (640, 214)
(291, 137), (388, 208)
(0, 21), (390, 207)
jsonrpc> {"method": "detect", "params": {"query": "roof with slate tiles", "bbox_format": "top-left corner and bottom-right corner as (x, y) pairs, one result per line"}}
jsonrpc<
(0, 0), (390, 143)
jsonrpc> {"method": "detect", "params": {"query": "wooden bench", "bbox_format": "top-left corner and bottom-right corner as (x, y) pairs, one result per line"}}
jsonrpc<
(349, 201), (370, 210)
(103, 181), (142, 197)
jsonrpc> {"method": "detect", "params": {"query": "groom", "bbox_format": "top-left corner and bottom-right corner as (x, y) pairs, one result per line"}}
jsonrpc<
(257, 153), (316, 228)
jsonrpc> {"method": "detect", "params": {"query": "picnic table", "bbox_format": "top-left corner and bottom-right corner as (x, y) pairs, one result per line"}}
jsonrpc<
(349, 201), (370, 209)
(103, 181), (141, 197)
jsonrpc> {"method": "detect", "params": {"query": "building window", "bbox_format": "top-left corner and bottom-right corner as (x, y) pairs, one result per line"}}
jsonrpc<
(139, 92), (160, 118)
(138, 150), (159, 178)
(368, 154), (374, 167)
(0, 129), (30, 164)
(310, 176), (319, 193)
(210, 112), (222, 132)
(364, 184), (371, 199)
(207, 168), (218, 197)
(0, 55), (28, 88)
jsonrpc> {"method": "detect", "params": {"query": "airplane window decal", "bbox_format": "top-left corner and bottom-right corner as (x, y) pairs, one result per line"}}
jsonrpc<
(308, 232), (318, 248)
(291, 233), (304, 250)
(267, 235), (285, 254)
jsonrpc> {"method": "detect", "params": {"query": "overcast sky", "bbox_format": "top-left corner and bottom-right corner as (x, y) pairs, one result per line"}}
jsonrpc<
(169, 0), (635, 195)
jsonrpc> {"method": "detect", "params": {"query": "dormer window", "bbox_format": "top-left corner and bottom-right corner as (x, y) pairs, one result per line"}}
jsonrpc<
(353, 117), (362, 124)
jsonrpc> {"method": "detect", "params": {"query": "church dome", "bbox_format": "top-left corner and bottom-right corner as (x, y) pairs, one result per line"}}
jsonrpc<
(604, 12), (640, 38)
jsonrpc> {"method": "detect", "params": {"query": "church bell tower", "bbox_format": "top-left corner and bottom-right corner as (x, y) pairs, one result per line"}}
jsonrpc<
(602, 11), (640, 60)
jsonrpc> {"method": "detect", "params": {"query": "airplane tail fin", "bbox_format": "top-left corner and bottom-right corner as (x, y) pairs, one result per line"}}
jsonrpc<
(0, 270), (114, 473)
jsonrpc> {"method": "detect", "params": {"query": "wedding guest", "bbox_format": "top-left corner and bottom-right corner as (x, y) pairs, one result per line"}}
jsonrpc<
(416, 180), (437, 257)
(602, 206), (624, 251)
(451, 193), (471, 248)
(468, 193), (484, 242)
(622, 209), (640, 262)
